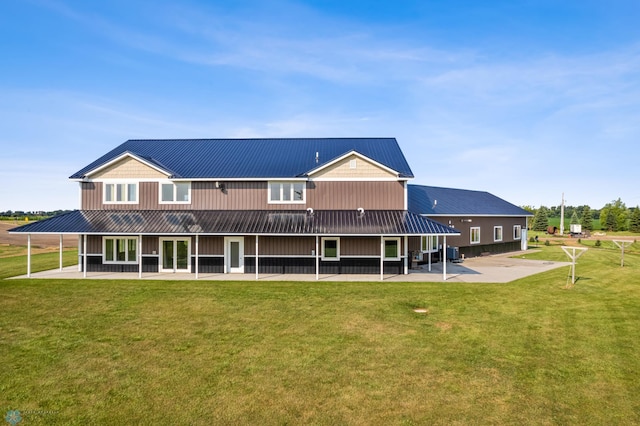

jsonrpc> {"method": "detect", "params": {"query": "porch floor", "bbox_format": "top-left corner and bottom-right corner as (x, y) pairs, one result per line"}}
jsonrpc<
(11, 251), (570, 283)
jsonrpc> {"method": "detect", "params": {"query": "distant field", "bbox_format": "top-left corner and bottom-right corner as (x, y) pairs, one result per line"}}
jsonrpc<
(1, 245), (639, 424)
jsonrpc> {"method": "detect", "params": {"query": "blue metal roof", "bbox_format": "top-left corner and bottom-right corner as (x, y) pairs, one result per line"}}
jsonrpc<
(70, 138), (414, 180)
(9, 210), (459, 236)
(408, 185), (533, 216)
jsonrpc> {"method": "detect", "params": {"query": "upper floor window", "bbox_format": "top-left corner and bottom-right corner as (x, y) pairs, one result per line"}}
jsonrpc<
(494, 226), (503, 242)
(513, 225), (522, 240)
(470, 227), (481, 244)
(160, 182), (191, 203)
(268, 181), (305, 204)
(104, 182), (138, 204)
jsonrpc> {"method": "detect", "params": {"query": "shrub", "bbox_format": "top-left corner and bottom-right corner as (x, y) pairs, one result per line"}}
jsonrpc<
(529, 236), (535, 243)
(544, 240), (550, 246)
(595, 240), (601, 247)
(577, 238), (582, 244)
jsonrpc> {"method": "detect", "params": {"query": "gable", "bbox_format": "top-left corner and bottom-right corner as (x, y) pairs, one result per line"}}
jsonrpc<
(89, 156), (169, 179)
(309, 153), (399, 180)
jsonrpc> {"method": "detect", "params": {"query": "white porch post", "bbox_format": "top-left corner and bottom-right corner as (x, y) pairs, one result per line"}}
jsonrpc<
(255, 235), (259, 280)
(139, 234), (143, 279)
(83, 234), (87, 278)
(195, 234), (199, 280)
(428, 236), (434, 272)
(380, 235), (384, 281)
(27, 234), (31, 278)
(315, 235), (319, 281)
(403, 235), (409, 275)
(59, 234), (63, 271)
(78, 235), (82, 272)
(442, 235), (447, 281)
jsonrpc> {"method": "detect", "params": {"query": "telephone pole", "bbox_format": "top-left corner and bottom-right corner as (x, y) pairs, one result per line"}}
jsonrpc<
(560, 192), (565, 235)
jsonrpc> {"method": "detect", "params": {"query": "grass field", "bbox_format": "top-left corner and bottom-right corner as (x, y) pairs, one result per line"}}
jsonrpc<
(1, 245), (639, 425)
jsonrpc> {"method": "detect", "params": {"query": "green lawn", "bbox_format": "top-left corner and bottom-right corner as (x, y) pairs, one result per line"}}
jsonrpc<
(1, 247), (639, 425)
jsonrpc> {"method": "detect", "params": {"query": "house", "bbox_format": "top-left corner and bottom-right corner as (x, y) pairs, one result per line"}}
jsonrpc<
(10, 138), (461, 279)
(408, 185), (532, 259)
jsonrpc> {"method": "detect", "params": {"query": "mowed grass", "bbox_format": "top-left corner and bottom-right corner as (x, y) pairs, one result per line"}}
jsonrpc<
(0, 246), (78, 280)
(1, 247), (639, 425)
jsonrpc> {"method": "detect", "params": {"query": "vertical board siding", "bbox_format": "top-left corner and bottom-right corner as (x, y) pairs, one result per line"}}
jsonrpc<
(195, 236), (224, 255)
(252, 236), (315, 256)
(307, 181), (404, 210)
(429, 216), (528, 248)
(340, 237), (380, 256)
(87, 235), (102, 253)
(143, 236), (158, 255)
(83, 180), (406, 210)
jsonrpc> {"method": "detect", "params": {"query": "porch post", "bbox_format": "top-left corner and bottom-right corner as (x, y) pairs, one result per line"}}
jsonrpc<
(428, 236), (433, 272)
(195, 234), (199, 280)
(83, 234), (87, 278)
(255, 235), (259, 280)
(403, 235), (409, 275)
(27, 234), (31, 278)
(139, 234), (143, 279)
(59, 234), (63, 271)
(315, 235), (319, 281)
(380, 235), (384, 281)
(443, 235), (447, 281)
(78, 235), (82, 272)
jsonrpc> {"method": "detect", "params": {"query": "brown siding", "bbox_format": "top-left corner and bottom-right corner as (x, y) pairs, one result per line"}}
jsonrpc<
(427, 216), (528, 248)
(340, 237), (380, 256)
(307, 181), (404, 210)
(87, 235), (102, 254)
(143, 236), (158, 255)
(195, 236), (224, 255)
(82, 180), (406, 211)
(248, 236), (315, 256)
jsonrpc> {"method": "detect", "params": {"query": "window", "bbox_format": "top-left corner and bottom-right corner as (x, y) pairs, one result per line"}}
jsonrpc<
(104, 237), (138, 264)
(268, 182), (305, 203)
(160, 182), (191, 203)
(494, 226), (503, 242)
(470, 227), (480, 244)
(513, 225), (522, 240)
(421, 235), (438, 252)
(321, 238), (340, 260)
(384, 238), (400, 260)
(104, 182), (137, 203)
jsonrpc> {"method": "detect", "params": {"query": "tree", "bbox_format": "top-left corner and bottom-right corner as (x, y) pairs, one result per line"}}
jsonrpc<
(600, 198), (629, 232)
(570, 211), (579, 225)
(630, 206), (640, 233)
(580, 206), (593, 231)
(531, 206), (550, 231)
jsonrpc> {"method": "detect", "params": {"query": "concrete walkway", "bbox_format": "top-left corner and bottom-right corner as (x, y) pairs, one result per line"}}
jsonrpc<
(11, 251), (571, 283)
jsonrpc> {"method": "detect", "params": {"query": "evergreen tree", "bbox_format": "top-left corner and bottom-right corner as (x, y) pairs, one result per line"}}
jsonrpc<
(630, 206), (640, 233)
(531, 207), (550, 231)
(570, 211), (579, 225)
(580, 206), (593, 231)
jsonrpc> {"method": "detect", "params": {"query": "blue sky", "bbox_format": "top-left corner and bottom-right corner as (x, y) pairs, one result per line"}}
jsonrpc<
(1, 0), (639, 211)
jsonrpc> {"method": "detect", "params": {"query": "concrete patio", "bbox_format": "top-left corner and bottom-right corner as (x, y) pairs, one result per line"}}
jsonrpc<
(11, 251), (571, 283)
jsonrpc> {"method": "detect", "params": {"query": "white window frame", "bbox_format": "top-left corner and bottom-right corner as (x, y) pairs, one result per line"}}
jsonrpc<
(321, 237), (340, 261)
(494, 226), (503, 242)
(513, 225), (522, 240)
(159, 181), (191, 204)
(383, 237), (401, 260)
(470, 227), (481, 245)
(103, 236), (138, 264)
(268, 181), (306, 204)
(421, 235), (438, 253)
(103, 181), (138, 204)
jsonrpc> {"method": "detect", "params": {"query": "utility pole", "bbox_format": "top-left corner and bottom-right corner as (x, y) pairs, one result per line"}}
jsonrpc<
(560, 192), (565, 235)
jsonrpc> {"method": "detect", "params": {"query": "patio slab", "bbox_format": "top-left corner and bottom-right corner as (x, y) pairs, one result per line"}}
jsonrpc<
(10, 251), (571, 283)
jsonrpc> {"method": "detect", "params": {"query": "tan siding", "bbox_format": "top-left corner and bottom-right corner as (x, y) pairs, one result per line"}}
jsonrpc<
(307, 181), (404, 210)
(90, 156), (167, 179)
(311, 154), (396, 179)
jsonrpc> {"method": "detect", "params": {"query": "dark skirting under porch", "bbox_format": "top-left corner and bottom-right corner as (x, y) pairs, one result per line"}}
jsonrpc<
(244, 256), (403, 275)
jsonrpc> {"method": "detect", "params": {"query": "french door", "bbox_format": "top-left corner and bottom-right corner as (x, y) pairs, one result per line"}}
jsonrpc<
(160, 238), (191, 273)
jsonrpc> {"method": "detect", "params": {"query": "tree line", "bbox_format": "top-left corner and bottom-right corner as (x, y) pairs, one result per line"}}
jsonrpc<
(0, 210), (73, 220)
(524, 199), (640, 233)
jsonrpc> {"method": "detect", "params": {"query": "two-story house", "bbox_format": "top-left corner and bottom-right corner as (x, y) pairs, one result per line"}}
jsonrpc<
(11, 138), (460, 279)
